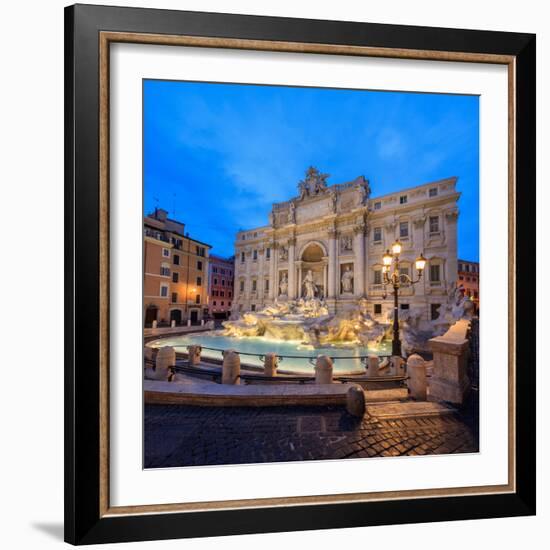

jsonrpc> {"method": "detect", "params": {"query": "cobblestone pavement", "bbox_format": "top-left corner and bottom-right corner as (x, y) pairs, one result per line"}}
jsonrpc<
(144, 396), (479, 468)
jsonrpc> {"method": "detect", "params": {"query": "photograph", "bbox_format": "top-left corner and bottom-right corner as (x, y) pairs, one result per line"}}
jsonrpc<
(142, 80), (480, 469)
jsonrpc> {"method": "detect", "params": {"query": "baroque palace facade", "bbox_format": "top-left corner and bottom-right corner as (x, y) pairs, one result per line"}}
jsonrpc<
(233, 167), (460, 321)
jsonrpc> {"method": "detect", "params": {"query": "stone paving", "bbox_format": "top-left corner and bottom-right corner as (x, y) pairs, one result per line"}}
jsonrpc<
(144, 395), (479, 468)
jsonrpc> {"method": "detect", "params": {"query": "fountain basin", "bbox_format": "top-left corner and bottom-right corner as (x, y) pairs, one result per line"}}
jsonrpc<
(147, 330), (391, 375)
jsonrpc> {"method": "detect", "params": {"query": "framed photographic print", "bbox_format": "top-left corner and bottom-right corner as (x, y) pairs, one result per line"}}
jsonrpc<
(65, 3), (536, 545)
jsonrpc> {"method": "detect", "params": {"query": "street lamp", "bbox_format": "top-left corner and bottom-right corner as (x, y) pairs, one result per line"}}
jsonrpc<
(382, 240), (427, 357)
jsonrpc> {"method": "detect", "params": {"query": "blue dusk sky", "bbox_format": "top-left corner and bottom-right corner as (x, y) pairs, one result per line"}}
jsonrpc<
(144, 80), (479, 262)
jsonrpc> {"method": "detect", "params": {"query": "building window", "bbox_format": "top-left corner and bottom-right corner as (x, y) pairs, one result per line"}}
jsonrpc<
(160, 285), (168, 297)
(241, 252), (245, 263)
(228, 291), (232, 298)
(221, 291), (225, 297)
(458, 263), (463, 271)
(373, 227), (382, 242)
(265, 279), (269, 291)
(430, 264), (441, 283)
(429, 216), (440, 233)
(241, 235), (245, 240)
(252, 280), (257, 292)
(160, 264), (170, 276)
(196, 246), (205, 257)
(251, 304), (256, 312)
(374, 201), (381, 210)
(196, 276), (202, 286)
(400, 303), (410, 310)
(459, 276), (464, 281)
(162, 248), (170, 257)
(221, 279), (225, 286)
(213, 300), (217, 306)
(253, 250), (258, 261)
(474, 290), (479, 299)
(374, 304), (382, 315)
(399, 221), (409, 238)
(429, 187), (438, 197)
(196, 294), (201, 304)
(221, 301), (224, 306)
(197, 260), (202, 270)
(228, 301), (231, 307)
(171, 292), (178, 303)
(239, 280), (244, 292)
(431, 303), (441, 320)
(173, 254), (180, 265)
(213, 267), (218, 273)
(266, 247), (271, 259)
(214, 278), (218, 285)
(399, 266), (409, 278)
(399, 195), (408, 204)
(172, 272), (179, 283)
(374, 269), (382, 285)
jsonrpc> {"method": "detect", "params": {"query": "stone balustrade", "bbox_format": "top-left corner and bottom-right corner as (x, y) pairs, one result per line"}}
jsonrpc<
(428, 319), (471, 404)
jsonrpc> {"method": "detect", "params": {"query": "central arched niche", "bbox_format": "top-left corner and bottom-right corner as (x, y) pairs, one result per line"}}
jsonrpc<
(299, 242), (326, 298)
(301, 243), (324, 262)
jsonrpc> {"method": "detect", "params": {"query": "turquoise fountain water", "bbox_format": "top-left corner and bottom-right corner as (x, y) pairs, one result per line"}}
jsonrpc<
(147, 330), (391, 374)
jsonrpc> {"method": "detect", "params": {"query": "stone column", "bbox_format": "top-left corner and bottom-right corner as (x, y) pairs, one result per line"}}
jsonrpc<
(269, 242), (278, 300)
(323, 262), (328, 299)
(258, 247), (265, 303)
(327, 228), (337, 298)
(222, 349), (241, 385)
(445, 210), (459, 287)
(296, 261), (303, 299)
(354, 223), (365, 297)
(288, 238), (296, 299)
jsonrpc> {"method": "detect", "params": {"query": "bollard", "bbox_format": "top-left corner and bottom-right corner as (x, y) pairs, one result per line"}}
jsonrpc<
(222, 349), (241, 385)
(264, 352), (278, 377)
(152, 320), (157, 329)
(315, 355), (333, 384)
(154, 346), (176, 381)
(171, 319), (176, 328)
(187, 345), (202, 367)
(346, 385), (366, 417)
(366, 355), (380, 377)
(187, 319), (191, 327)
(144, 346), (154, 361)
(201, 319), (205, 326)
(407, 354), (427, 400)
(390, 356), (405, 376)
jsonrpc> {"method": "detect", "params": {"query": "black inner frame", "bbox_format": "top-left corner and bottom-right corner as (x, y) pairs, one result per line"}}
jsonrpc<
(65, 4), (536, 545)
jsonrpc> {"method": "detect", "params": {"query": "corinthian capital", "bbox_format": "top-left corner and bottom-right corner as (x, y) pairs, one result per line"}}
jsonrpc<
(413, 216), (426, 229)
(445, 209), (459, 221)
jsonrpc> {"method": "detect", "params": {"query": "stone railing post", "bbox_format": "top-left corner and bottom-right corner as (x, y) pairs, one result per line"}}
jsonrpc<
(407, 354), (427, 400)
(390, 356), (405, 376)
(222, 349), (241, 385)
(151, 320), (157, 329)
(171, 319), (176, 328)
(264, 352), (278, 377)
(366, 355), (380, 377)
(428, 319), (471, 404)
(154, 346), (175, 381)
(187, 345), (202, 367)
(315, 355), (333, 384)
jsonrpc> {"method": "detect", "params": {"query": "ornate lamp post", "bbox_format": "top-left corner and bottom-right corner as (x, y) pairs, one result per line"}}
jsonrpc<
(382, 240), (427, 357)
